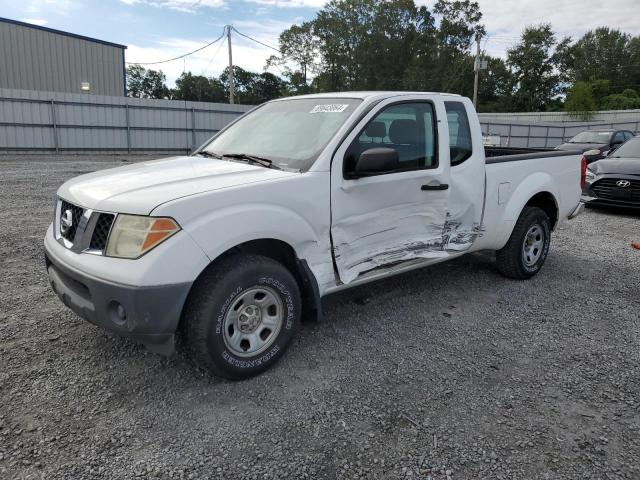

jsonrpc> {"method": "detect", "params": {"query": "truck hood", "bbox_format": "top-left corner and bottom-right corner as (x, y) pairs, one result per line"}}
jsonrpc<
(58, 156), (296, 214)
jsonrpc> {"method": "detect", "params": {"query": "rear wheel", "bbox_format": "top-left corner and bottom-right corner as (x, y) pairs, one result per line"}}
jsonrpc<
(496, 206), (551, 280)
(181, 254), (301, 380)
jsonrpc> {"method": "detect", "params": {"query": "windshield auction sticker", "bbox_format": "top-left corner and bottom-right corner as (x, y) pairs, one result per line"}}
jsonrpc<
(310, 104), (349, 114)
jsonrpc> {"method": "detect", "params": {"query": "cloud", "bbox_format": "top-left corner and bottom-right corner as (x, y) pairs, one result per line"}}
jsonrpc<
(119, 0), (225, 13)
(246, 0), (326, 7)
(19, 18), (48, 25)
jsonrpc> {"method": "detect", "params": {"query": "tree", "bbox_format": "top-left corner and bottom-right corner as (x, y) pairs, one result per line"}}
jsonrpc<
(405, 0), (485, 95)
(564, 81), (596, 120)
(126, 65), (170, 99)
(172, 72), (226, 102)
(601, 88), (640, 110)
(507, 24), (562, 111)
(561, 28), (630, 84)
(312, 0), (421, 91)
(476, 56), (514, 112)
(219, 67), (286, 104)
(266, 21), (319, 93)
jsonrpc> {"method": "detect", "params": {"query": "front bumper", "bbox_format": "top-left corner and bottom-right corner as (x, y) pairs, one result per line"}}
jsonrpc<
(581, 194), (640, 210)
(45, 244), (191, 355)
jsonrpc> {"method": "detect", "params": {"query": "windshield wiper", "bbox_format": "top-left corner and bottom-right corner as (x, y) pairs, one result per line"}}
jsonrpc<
(194, 150), (222, 159)
(222, 153), (282, 170)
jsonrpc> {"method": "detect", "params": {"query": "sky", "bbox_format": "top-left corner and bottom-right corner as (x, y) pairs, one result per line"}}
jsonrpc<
(2, 0), (640, 87)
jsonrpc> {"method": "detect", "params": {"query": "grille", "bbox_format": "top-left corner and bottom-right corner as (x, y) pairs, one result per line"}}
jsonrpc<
(59, 200), (85, 242)
(89, 213), (115, 251)
(591, 178), (640, 203)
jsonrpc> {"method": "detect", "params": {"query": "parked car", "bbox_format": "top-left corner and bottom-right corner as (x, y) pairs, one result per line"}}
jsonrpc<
(44, 92), (585, 380)
(583, 136), (640, 209)
(556, 128), (635, 162)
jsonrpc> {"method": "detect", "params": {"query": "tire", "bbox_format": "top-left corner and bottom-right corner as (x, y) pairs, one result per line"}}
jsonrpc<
(181, 254), (301, 380)
(496, 206), (551, 280)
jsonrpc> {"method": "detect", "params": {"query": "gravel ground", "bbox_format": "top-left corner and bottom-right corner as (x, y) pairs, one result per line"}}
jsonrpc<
(1, 154), (639, 480)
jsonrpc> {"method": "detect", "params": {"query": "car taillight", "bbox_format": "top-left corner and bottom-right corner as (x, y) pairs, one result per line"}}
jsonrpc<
(580, 156), (587, 189)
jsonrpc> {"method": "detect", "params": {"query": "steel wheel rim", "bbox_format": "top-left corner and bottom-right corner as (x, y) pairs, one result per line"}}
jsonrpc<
(522, 224), (544, 267)
(222, 286), (283, 358)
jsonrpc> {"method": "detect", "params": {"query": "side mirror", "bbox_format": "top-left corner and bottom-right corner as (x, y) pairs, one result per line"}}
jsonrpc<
(354, 148), (399, 176)
(611, 139), (623, 147)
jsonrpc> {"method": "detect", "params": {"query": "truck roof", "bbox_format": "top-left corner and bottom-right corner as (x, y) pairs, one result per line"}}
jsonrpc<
(271, 91), (464, 102)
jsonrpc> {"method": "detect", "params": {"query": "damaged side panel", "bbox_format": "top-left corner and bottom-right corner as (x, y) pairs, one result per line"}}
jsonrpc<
(332, 199), (483, 284)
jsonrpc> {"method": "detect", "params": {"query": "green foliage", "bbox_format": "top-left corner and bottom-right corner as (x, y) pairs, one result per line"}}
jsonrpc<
(506, 24), (562, 112)
(600, 88), (640, 110)
(219, 66), (288, 104)
(266, 21), (318, 93)
(564, 81), (596, 120)
(126, 65), (170, 99)
(172, 72), (226, 102)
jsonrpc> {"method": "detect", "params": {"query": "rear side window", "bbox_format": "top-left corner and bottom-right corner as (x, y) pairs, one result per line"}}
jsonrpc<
(445, 101), (473, 166)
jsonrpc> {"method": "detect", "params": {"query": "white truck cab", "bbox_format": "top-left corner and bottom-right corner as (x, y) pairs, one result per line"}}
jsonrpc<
(45, 92), (585, 379)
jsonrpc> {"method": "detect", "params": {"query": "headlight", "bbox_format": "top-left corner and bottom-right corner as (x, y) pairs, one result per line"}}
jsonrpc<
(586, 169), (596, 181)
(106, 215), (180, 259)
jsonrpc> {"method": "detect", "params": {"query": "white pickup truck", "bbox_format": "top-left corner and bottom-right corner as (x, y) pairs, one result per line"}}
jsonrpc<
(45, 92), (585, 379)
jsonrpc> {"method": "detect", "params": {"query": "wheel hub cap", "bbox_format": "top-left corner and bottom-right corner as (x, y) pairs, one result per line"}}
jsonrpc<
(222, 286), (284, 357)
(238, 305), (261, 333)
(522, 224), (544, 267)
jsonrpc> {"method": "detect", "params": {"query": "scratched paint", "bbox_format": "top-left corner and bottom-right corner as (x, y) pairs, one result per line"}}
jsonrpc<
(331, 173), (486, 284)
(333, 216), (483, 284)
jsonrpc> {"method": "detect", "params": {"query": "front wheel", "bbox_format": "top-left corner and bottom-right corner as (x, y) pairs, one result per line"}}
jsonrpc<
(181, 254), (301, 380)
(496, 206), (551, 280)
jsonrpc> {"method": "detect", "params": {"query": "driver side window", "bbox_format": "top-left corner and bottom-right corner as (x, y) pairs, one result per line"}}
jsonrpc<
(344, 102), (437, 176)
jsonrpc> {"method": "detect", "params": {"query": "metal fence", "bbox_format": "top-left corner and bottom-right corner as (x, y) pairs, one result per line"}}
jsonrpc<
(479, 119), (640, 148)
(3, 88), (640, 153)
(0, 88), (252, 154)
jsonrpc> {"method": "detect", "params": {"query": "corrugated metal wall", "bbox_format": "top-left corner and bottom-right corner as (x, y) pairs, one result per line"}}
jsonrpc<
(480, 118), (640, 148)
(0, 18), (125, 96)
(0, 88), (253, 153)
(478, 110), (640, 125)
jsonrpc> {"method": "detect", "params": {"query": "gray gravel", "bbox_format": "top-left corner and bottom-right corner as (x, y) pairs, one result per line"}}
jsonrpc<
(1, 154), (640, 480)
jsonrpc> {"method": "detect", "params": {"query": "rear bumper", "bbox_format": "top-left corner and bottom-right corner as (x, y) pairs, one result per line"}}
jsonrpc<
(45, 245), (191, 355)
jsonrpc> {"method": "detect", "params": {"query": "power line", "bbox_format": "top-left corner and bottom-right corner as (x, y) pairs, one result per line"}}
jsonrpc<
(231, 26), (281, 53)
(126, 27), (227, 65)
(200, 35), (227, 76)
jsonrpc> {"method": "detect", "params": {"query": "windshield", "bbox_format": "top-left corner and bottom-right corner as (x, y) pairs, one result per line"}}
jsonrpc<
(610, 136), (640, 158)
(568, 131), (613, 144)
(200, 98), (362, 171)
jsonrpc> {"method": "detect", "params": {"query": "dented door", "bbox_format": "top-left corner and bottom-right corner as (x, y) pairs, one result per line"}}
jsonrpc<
(329, 96), (484, 284)
(330, 98), (451, 284)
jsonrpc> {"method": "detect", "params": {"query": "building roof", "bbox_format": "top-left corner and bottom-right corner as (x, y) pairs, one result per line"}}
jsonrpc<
(0, 17), (127, 49)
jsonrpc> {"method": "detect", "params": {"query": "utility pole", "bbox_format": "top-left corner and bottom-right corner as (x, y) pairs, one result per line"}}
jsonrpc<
(227, 25), (235, 105)
(472, 32), (481, 108)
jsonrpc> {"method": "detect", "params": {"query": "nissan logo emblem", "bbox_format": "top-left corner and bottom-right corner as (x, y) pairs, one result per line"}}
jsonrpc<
(60, 209), (73, 234)
(616, 180), (631, 188)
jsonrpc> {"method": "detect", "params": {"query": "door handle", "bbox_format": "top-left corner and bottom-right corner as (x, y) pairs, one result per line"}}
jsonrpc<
(421, 183), (449, 191)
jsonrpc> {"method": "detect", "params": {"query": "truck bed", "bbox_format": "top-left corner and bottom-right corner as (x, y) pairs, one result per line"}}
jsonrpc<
(485, 146), (583, 164)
